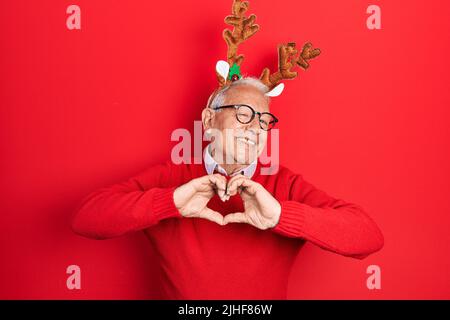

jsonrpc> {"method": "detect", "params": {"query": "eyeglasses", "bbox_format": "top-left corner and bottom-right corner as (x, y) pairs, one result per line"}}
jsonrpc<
(211, 104), (278, 131)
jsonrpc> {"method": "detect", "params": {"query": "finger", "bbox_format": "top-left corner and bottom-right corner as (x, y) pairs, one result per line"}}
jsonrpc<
(194, 175), (216, 190)
(227, 176), (259, 196)
(216, 174), (228, 200)
(197, 174), (225, 190)
(198, 174), (225, 199)
(225, 175), (246, 196)
(226, 174), (245, 192)
(223, 212), (248, 225)
(238, 178), (259, 195)
(209, 174), (227, 201)
(197, 207), (225, 226)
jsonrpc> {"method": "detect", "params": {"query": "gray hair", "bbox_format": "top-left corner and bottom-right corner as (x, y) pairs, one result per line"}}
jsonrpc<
(208, 77), (270, 110)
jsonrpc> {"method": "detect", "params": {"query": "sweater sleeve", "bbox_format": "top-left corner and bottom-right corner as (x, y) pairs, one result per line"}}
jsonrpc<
(70, 161), (184, 239)
(270, 172), (384, 259)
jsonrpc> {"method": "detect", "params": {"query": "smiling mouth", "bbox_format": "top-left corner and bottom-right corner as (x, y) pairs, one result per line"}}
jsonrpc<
(236, 137), (256, 146)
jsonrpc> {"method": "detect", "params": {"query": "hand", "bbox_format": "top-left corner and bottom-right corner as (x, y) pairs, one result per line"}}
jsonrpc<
(223, 174), (281, 230)
(173, 174), (227, 225)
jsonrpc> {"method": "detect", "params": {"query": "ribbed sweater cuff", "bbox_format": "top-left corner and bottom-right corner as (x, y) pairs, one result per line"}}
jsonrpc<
(271, 201), (307, 238)
(151, 187), (184, 222)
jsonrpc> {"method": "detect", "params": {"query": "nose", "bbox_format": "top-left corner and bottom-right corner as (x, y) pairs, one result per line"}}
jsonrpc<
(243, 115), (261, 132)
(242, 123), (260, 138)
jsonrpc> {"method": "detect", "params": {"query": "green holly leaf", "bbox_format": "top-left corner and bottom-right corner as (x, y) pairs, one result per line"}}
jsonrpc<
(228, 63), (242, 80)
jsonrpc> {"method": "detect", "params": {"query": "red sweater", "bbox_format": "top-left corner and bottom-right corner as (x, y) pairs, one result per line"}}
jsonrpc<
(71, 160), (384, 299)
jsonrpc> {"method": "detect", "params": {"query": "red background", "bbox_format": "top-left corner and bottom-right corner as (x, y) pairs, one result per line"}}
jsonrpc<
(1, 0), (449, 299)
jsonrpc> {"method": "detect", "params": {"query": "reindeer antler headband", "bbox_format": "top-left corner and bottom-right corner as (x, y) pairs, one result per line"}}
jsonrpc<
(212, 0), (321, 101)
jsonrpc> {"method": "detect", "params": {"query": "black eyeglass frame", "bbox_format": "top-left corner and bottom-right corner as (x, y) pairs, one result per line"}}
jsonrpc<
(211, 104), (279, 131)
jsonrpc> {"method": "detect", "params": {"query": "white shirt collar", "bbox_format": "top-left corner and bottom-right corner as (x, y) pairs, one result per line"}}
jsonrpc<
(203, 144), (257, 178)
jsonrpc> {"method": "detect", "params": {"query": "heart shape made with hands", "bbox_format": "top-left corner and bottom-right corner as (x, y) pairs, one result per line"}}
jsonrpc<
(173, 173), (281, 230)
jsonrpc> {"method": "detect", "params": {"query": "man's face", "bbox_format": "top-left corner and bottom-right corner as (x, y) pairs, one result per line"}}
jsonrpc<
(204, 84), (270, 165)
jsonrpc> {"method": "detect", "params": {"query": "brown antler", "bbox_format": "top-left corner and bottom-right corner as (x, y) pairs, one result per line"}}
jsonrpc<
(260, 42), (321, 89)
(219, 0), (259, 84)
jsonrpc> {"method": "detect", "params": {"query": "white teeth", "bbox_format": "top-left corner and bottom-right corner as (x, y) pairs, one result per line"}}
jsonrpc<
(237, 137), (256, 146)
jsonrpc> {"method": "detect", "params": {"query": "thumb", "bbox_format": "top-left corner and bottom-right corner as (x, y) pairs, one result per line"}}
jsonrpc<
(196, 207), (225, 226)
(223, 212), (248, 225)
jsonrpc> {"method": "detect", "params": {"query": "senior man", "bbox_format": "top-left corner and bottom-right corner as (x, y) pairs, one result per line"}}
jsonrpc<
(71, 77), (384, 299)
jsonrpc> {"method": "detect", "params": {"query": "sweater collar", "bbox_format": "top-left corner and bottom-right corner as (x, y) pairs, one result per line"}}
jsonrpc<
(203, 144), (257, 178)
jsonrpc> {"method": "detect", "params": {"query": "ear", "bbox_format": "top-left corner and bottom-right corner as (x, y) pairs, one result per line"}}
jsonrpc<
(265, 83), (285, 97)
(201, 107), (215, 130)
(216, 60), (230, 82)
